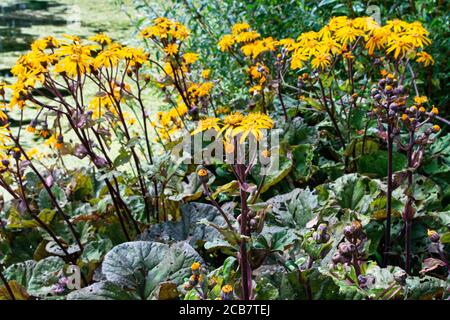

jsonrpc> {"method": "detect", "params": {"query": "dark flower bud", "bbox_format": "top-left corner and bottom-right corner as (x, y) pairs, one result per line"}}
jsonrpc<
(189, 106), (199, 121)
(370, 88), (378, 96)
(13, 149), (21, 160)
(379, 78), (386, 87)
(427, 229), (440, 243)
(344, 226), (353, 240)
(332, 252), (342, 264)
(374, 94), (382, 101)
(317, 223), (327, 234)
(389, 102), (398, 111)
(322, 233), (330, 243)
(338, 243), (348, 255)
(94, 156), (108, 168)
(1, 159), (9, 167)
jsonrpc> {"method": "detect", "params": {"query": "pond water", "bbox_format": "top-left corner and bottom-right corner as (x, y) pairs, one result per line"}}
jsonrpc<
(0, 0), (136, 76)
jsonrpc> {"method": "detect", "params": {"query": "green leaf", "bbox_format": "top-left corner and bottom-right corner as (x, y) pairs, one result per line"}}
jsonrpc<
(329, 174), (380, 213)
(357, 150), (407, 178)
(139, 203), (233, 248)
(405, 276), (447, 300)
(113, 148), (132, 167)
(80, 239), (113, 264)
(67, 281), (139, 300)
(27, 256), (66, 297)
(69, 241), (203, 300)
(4, 260), (36, 288)
(267, 188), (318, 229)
(8, 209), (56, 229)
(251, 155), (293, 194)
(38, 186), (67, 210)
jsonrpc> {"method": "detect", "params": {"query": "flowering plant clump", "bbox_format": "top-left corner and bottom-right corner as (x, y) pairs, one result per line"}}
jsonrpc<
(0, 11), (448, 302)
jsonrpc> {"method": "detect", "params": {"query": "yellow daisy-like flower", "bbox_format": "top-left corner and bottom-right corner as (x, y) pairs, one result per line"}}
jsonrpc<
(54, 43), (96, 77)
(89, 33), (112, 45)
(164, 43), (179, 56)
(191, 117), (221, 135)
(218, 34), (235, 52)
(219, 112), (244, 138)
(232, 112), (274, 144)
(416, 51), (434, 67)
(311, 51), (331, 70)
(386, 35), (412, 59)
(93, 46), (123, 69)
(0, 124), (12, 145)
(183, 52), (199, 64)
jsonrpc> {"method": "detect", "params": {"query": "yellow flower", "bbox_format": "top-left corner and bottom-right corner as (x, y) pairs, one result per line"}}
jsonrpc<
(218, 34), (235, 52)
(183, 52), (199, 64)
(290, 51), (308, 70)
(189, 82), (214, 98)
(365, 26), (391, 55)
(261, 149), (271, 158)
(386, 35), (412, 59)
(201, 69), (211, 79)
(232, 112), (274, 144)
(191, 117), (221, 135)
(191, 262), (201, 271)
(0, 124), (12, 145)
(93, 45), (123, 69)
(219, 112), (244, 138)
(334, 24), (364, 44)
(0, 108), (7, 121)
(386, 19), (407, 33)
(249, 85), (262, 95)
(141, 18), (189, 41)
(416, 51), (434, 67)
(311, 51), (331, 70)
(221, 284), (233, 294)
(431, 106), (439, 115)
(414, 96), (428, 105)
(232, 22), (250, 35)
(405, 21), (431, 48)
(89, 33), (112, 45)
(164, 43), (179, 56)
(54, 43), (96, 77)
(432, 125), (440, 133)
(234, 31), (260, 43)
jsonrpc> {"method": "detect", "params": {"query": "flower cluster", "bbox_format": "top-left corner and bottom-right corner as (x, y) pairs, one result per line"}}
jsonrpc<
(218, 17), (433, 99)
(332, 221), (366, 268)
(191, 112), (274, 144)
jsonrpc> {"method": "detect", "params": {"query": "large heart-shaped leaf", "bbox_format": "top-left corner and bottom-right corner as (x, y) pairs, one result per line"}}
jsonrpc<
(138, 203), (232, 248)
(68, 241), (203, 300)
(267, 188), (318, 229)
(5, 257), (65, 298)
(328, 174), (380, 213)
